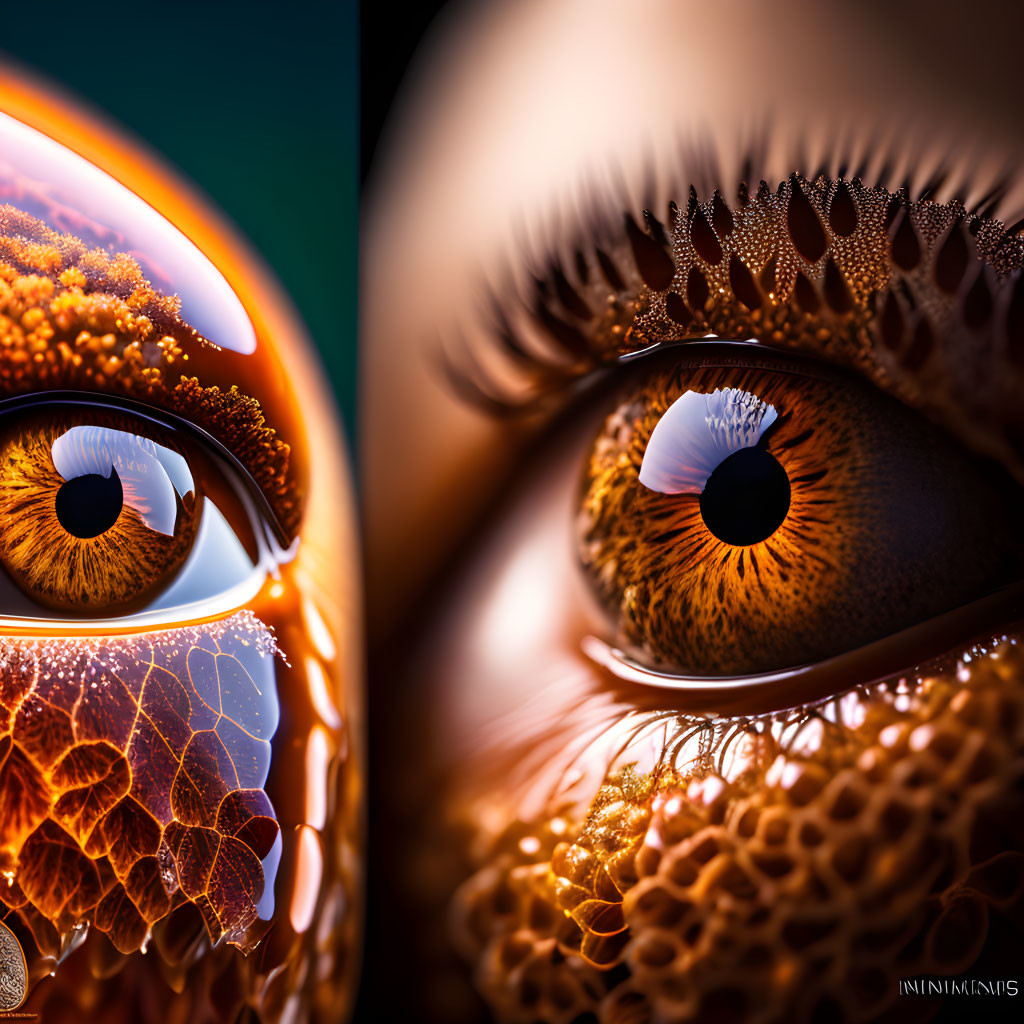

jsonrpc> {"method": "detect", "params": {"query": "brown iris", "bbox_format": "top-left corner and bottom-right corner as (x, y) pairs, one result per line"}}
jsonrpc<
(578, 353), (1024, 676)
(0, 411), (200, 614)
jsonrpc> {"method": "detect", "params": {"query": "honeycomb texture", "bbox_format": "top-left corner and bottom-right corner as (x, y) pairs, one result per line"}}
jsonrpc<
(5, 599), (358, 1024)
(451, 635), (1024, 1023)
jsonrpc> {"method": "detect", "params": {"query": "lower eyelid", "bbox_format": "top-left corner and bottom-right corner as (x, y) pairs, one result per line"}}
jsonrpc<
(0, 601), (353, 1022)
(581, 580), (1024, 715)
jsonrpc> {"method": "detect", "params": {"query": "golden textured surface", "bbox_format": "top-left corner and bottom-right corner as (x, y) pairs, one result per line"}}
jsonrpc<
(0, 598), (357, 1024)
(0, 205), (301, 536)
(0, 918), (27, 1010)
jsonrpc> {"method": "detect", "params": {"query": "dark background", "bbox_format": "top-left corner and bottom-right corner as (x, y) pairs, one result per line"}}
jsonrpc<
(359, 2), (461, 1019)
(360, 0), (455, 183)
(0, 0), (359, 436)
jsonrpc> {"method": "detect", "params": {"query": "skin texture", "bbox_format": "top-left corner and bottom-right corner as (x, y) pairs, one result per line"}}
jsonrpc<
(0, 67), (360, 1022)
(361, 0), (1024, 1020)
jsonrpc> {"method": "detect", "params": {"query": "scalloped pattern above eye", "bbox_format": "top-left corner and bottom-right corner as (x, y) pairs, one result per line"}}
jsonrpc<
(0, 613), (281, 956)
(456, 175), (1024, 487)
(620, 181), (1024, 484)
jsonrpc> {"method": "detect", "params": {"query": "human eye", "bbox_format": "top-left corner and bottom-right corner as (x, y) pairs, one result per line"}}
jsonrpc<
(579, 344), (1022, 693)
(362, 9), (1024, 1022)
(0, 83), (357, 1020)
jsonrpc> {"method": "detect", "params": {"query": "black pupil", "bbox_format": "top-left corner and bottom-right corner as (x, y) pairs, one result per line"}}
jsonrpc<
(55, 468), (124, 539)
(699, 446), (790, 546)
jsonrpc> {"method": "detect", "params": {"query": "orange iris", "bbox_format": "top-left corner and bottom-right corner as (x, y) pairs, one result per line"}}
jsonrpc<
(0, 410), (200, 614)
(578, 351), (1024, 675)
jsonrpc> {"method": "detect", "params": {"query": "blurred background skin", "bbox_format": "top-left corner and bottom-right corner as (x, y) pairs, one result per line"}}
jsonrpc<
(0, 0), (358, 437)
(361, 0), (1024, 1018)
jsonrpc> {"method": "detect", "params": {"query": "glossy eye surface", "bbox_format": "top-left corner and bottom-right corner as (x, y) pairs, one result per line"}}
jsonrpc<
(0, 413), (199, 610)
(580, 353), (1024, 675)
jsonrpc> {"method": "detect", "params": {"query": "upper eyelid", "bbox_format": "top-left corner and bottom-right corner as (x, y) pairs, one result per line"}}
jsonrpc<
(444, 163), (1024, 480)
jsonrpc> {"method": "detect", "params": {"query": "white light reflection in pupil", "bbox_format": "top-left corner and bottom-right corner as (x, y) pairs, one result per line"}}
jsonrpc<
(51, 425), (193, 538)
(639, 387), (790, 547)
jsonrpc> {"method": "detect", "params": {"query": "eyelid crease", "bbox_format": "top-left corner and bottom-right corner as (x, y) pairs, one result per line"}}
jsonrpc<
(445, 155), (1024, 482)
(616, 337), (854, 381)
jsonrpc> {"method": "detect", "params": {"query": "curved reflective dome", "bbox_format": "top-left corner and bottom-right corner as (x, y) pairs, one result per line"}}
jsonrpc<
(0, 66), (359, 1024)
(0, 111), (255, 354)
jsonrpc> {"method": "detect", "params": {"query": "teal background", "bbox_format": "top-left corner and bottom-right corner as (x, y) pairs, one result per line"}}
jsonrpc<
(0, 0), (359, 438)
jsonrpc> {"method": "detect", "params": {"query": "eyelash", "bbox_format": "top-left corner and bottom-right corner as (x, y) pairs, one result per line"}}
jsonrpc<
(440, 144), (1024, 479)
